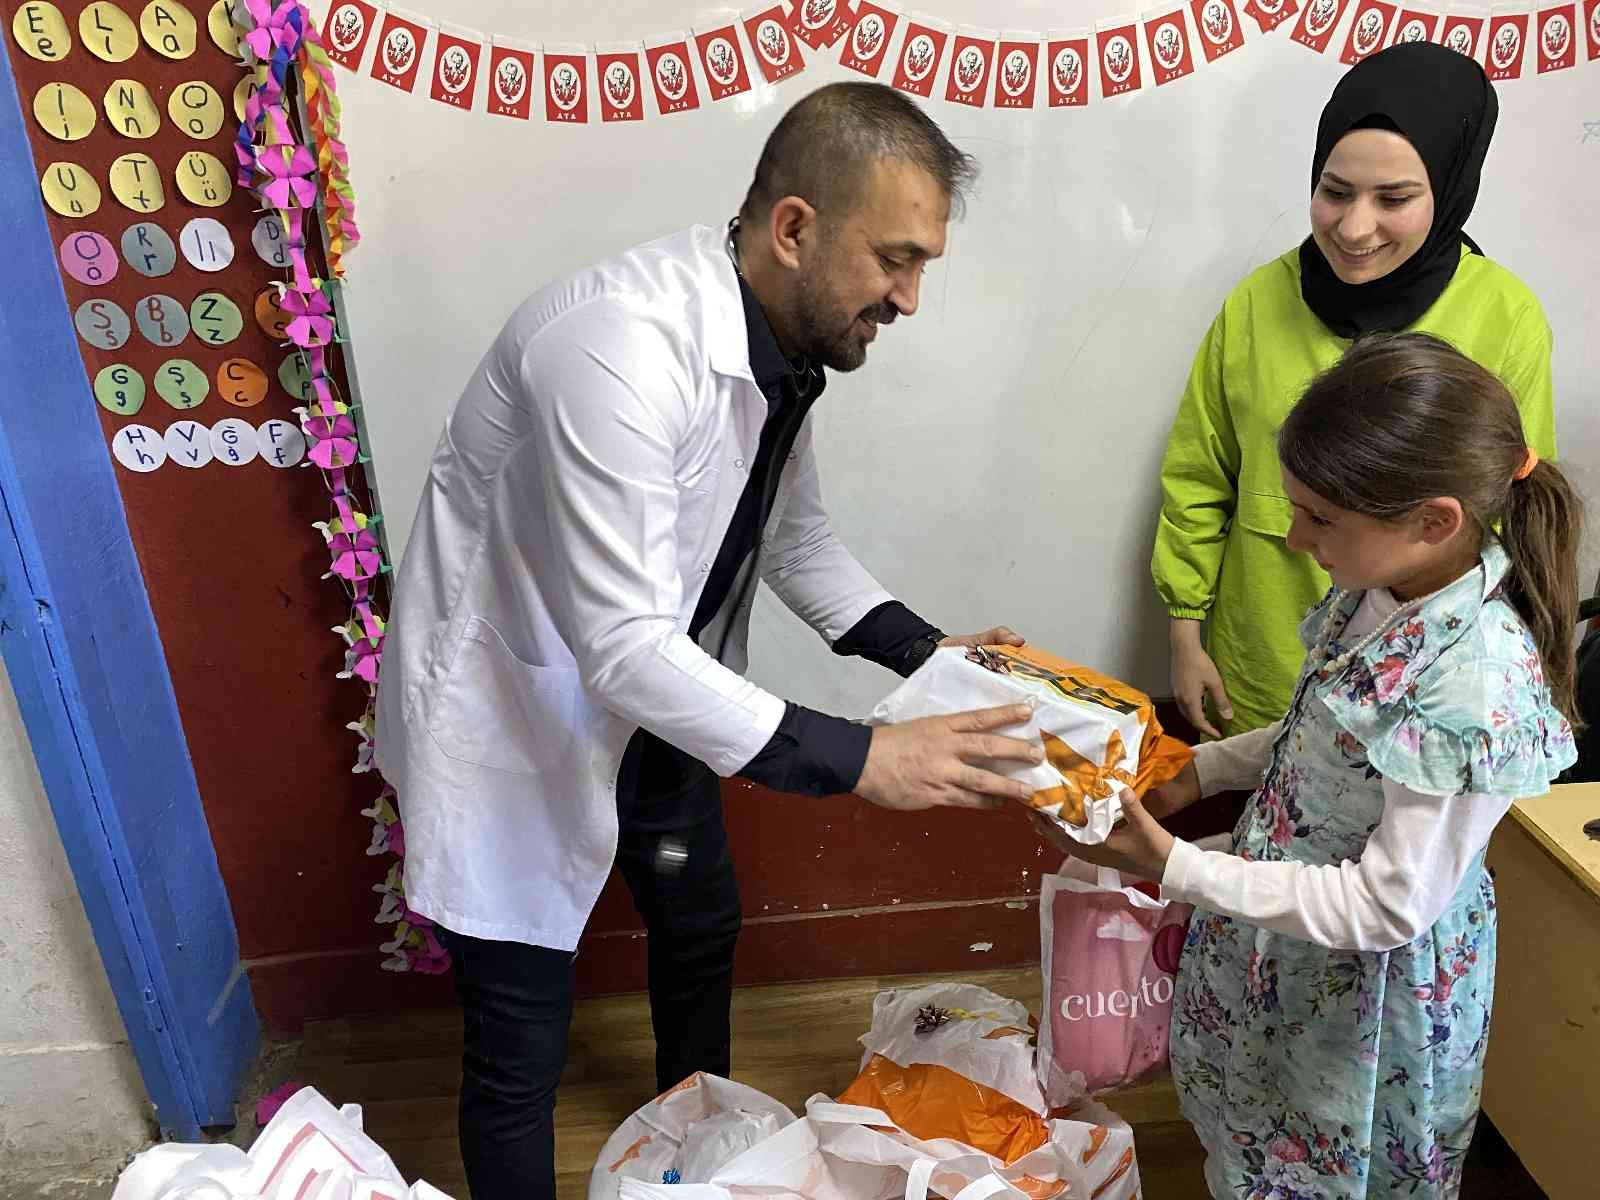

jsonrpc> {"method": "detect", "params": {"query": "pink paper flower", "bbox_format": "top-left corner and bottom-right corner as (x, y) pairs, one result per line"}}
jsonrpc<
(243, 0), (299, 60)
(277, 285), (334, 348)
(257, 142), (320, 209)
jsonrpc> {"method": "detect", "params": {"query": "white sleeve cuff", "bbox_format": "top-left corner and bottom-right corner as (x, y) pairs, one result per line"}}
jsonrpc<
(1161, 837), (1205, 903)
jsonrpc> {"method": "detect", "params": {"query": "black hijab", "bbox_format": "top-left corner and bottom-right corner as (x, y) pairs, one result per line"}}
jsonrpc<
(1299, 41), (1498, 338)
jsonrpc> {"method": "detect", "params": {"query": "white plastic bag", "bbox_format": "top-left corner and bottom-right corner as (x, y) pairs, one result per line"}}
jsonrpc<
(810, 1096), (1141, 1200)
(678, 1107), (786, 1182)
(869, 645), (1192, 844)
(597, 1075), (904, 1200)
(854, 983), (1046, 1116)
(590, 1072), (882, 1200)
(614, 1113), (902, 1200)
(110, 1087), (454, 1200)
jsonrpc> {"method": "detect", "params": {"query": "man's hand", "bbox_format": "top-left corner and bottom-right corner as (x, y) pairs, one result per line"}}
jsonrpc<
(938, 626), (1025, 649)
(1028, 789), (1177, 883)
(857, 704), (1041, 812)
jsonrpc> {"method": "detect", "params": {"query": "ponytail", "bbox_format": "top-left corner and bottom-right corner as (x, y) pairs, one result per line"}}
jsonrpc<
(1503, 459), (1585, 727)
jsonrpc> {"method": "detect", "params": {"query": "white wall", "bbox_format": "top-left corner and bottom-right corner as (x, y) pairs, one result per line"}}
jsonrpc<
(0, 659), (151, 1196)
(335, 0), (1600, 718)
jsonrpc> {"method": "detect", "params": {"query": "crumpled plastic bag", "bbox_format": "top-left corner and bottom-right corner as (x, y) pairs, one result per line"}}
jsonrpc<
(677, 1107), (785, 1182)
(110, 1086), (454, 1200)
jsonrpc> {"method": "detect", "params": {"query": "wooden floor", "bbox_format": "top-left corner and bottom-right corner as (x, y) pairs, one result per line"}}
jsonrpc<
(287, 966), (1544, 1199)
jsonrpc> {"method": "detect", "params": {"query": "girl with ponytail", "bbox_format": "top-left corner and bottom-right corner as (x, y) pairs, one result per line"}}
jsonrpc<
(1042, 332), (1580, 1198)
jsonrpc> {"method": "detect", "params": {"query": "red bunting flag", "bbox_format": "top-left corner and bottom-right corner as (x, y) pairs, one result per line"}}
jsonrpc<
(645, 33), (702, 114)
(596, 44), (645, 121)
(1535, 2), (1578, 67)
(370, 9), (430, 92)
(1392, 6), (1444, 43)
(790, 0), (853, 49)
(743, 5), (806, 83)
(322, 0), (378, 69)
(1144, 8), (1198, 83)
(945, 30), (997, 106)
(1485, 9), (1530, 77)
(543, 45), (588, 123)
(429, 27), (483, 109)
(1191, 0), (1247, 59)
(695, 24), (754, 99)
(842, 2), (900, 75)
(1340, 0), (1399, 60)
(1585, 0), (1600, 57)
(486, 39), (535, 119)
(993, 35), (1041, 108)
(1245, 0), (1301, 33)
(891, 18), (950, 96)
(1291, 0), (1355, 51)
(1096, 20), (1144, 97)
(1045, 31), (1092, 105)
(1441, 10), (1487, 56)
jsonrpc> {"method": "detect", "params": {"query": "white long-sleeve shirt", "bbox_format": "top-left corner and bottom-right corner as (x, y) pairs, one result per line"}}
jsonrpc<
(1160, 589), (1511, 952)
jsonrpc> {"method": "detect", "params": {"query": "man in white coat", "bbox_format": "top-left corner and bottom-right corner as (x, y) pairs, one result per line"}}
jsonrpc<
(376, 82), (1042, 1199)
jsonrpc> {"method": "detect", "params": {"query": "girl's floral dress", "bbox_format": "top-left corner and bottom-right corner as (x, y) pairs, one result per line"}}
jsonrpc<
(1169, 543), (1575, 1198)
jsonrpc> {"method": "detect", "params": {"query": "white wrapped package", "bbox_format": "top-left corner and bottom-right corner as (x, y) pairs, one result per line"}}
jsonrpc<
(870, 644), (1192, 844)
(677, 1108), (785, 1182)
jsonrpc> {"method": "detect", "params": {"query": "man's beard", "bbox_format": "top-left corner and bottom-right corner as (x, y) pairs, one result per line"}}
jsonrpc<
(792, 270), (897, 373)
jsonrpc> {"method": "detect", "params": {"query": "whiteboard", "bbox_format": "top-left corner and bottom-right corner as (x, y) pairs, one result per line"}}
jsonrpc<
(330, 0), (1600, 719)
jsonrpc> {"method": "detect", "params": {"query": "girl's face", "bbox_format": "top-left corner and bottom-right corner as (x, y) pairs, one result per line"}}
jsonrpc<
(1283, 470), (1470, 600)
(1309, 129), (1435, 285)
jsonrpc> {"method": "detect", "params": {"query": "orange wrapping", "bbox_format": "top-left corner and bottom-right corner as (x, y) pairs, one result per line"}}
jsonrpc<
(835, 1054), (1051, 1166)
(975, 644), (1194, 811)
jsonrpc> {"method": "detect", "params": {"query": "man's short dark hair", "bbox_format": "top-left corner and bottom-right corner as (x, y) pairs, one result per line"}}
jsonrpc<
(738, 82), (978, 230)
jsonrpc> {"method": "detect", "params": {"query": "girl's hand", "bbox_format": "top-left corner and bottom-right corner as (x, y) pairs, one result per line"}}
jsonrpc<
(1142, 761), (1202, 821)
(1028, 789), (1177, 884)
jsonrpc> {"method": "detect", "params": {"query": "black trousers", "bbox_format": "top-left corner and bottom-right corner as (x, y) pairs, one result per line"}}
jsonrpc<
(440, 733), (743, 1200)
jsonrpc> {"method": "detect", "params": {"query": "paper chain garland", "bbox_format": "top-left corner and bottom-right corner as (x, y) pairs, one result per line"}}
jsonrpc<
(237, 0), (446, 973)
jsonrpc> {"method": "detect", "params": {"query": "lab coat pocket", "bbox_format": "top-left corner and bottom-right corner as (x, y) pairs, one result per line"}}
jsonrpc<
(426, 617), (580, 776)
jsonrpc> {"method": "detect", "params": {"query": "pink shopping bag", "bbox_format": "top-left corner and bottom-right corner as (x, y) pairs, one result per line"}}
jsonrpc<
(1037, 861), (1194, 1105)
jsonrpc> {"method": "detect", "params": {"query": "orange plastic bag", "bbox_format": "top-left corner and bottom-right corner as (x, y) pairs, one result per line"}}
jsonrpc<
(837, 1055), (1050, 1166)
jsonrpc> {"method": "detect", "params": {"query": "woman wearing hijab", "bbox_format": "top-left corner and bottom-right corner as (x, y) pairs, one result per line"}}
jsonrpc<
(1152, 41), (1557, 738)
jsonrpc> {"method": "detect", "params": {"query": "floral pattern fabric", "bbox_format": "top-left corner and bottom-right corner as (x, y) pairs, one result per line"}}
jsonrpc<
(1169, 543), (1575, 1198)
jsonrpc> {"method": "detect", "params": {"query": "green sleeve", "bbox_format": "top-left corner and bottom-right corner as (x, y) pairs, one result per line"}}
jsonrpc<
(1500, 301), (1557, 459)
(1151, 308), (1242, 621)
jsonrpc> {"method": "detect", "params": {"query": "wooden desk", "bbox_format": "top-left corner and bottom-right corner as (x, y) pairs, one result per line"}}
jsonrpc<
(1482, 783), (1600, 1200)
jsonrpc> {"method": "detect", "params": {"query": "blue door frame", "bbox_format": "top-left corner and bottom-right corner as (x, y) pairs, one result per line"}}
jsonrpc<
(0, 40), (257, 1139)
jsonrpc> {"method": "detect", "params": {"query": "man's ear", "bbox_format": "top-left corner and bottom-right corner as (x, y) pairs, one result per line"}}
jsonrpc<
(768, 196), (817, 271)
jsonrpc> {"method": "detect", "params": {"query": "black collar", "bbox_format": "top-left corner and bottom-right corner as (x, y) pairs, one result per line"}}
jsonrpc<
(728, 217), (814, 396)
(736, 273), (806, 394)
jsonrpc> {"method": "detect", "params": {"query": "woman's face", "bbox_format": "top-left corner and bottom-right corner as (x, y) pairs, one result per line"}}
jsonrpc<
(1309, 128), (1436, 285)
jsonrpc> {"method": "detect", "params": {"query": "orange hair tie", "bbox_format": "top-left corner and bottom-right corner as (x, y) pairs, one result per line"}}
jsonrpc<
(1513, 447), (1539, 482)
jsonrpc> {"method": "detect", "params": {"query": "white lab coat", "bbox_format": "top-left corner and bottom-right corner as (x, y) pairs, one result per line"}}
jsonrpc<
(375, 224), (894, 951)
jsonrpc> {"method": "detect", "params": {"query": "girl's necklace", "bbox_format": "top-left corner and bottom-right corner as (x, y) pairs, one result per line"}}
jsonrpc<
(1309, 564), (1478, 685)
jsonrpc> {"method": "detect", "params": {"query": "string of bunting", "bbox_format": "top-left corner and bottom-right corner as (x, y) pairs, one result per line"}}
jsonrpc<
(318, 0), (1600, 121)
(237, 0), (445, 973)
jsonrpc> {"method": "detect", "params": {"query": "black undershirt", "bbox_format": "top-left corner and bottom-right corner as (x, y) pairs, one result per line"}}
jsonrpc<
(620, 268), (943, 805)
